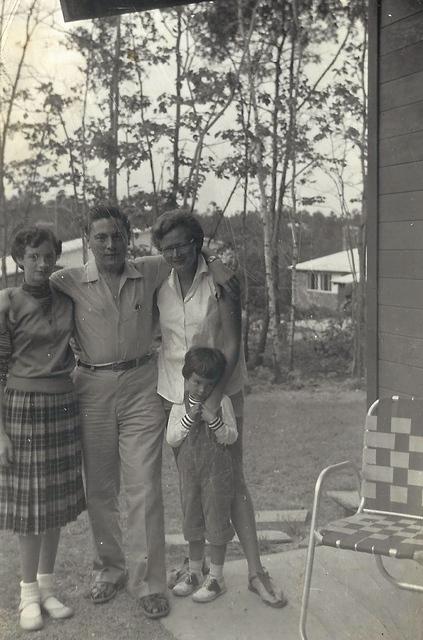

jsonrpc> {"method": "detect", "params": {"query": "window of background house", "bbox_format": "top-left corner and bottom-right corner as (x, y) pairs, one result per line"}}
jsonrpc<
(308, 272), (318, 290)
(320, 273), (332, 291)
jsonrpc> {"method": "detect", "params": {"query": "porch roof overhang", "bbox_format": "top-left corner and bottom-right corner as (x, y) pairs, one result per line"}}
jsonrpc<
(60, 0), (210, 22)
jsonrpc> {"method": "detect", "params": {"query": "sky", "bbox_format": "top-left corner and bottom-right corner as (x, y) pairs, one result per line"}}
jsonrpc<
(2, 0), (364, 217)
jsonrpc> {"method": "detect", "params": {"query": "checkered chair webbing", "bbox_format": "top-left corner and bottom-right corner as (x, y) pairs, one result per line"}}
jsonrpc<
(319, 396), (423, 559)
(300, 397), (423, 640)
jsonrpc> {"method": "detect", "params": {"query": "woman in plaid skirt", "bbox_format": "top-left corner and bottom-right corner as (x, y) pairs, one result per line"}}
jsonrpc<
(0, 227), (85, 631)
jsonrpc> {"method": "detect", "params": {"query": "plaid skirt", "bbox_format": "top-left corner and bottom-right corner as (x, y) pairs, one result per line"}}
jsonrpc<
(0, 389), (86, 535)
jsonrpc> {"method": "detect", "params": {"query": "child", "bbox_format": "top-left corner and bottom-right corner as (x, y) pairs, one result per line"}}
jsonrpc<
(166, 346), (237, 603)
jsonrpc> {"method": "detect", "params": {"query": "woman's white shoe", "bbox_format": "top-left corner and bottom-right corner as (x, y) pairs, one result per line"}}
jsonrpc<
(19, 602), (43, 631)
(37, 573), (74, 620)
(19, 581), (43, 631)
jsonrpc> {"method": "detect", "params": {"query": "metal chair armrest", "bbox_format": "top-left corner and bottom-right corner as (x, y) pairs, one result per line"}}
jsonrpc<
(310, 460), (362, 541)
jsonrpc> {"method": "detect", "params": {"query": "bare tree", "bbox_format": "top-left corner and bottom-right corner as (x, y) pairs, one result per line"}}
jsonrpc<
(0, 0), (45, 286)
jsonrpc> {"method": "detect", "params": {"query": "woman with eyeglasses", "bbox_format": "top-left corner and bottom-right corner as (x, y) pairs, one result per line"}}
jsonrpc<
(151, 210), (287, 608)
(0, 227), (85, 632)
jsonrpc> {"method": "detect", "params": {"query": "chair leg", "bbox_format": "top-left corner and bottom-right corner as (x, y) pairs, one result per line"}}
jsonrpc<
(375, 556), (423, 593)
(299, 530), (318, 640)
(300, 461), (359, 639)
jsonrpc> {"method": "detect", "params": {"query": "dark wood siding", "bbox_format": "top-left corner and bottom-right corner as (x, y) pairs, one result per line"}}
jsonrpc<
(372, 0), (423, 400)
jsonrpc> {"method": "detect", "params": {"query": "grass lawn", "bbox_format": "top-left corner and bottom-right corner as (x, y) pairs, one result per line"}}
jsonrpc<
(0, 382), (366, 639)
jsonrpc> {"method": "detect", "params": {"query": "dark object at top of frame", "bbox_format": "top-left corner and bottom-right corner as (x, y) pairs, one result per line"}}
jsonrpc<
(60, 0), (210, 22)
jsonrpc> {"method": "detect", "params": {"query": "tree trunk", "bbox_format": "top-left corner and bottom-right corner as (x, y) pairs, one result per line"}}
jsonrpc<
(288, 265), (296, 371)
(352, 203), (366, 379)
(0, 0), (39, 288)
(0, 155), (7, 288)
(171, 8), (183, 206)
(241, 171), (250, 363)
(237, 0), (284, 381)
(352, 21), (368, 380)
(108, 15), (121, 204)
(252, 303), (269, 367)
(1, 256), (7, 289)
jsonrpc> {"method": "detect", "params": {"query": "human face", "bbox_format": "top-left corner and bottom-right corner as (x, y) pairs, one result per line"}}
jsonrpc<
(89, 217), (128, 273)
(20, 241), (57, 286)
(186, 372), (217, 402)
(160, 227), (198, 275)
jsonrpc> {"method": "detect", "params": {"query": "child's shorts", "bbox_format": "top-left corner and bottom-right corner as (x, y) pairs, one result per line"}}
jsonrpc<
(178, 428), (235, 546)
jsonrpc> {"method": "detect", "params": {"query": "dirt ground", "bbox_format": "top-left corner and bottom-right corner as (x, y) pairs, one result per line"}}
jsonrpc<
(0, 382), (366, 640)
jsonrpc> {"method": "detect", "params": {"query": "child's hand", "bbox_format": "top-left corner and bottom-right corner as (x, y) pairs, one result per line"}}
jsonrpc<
(201, 404), (217, 423)
(187, 403), (202, 421)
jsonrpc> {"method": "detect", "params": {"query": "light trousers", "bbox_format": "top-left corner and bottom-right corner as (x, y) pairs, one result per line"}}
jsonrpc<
(73, 361), (167, 598)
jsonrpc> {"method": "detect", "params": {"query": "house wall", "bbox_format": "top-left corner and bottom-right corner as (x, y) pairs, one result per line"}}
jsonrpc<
(295, 272), (339, 312)
(370, 0), (423, 399)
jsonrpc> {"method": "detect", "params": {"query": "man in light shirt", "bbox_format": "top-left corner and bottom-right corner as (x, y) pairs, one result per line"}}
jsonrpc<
(50, 205), (232, 618)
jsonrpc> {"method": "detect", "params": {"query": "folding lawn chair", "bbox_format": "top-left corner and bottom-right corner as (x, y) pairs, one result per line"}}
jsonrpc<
(299, 396), (423, 640)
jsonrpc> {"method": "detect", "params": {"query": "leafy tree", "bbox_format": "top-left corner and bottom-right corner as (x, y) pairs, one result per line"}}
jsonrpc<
(321, 11), (367, 378)
(203, 0), (361, 380)
(0, 0), (52, 285)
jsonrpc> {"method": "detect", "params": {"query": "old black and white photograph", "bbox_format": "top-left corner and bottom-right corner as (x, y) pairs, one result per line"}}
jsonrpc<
(1, 1), (422, 639)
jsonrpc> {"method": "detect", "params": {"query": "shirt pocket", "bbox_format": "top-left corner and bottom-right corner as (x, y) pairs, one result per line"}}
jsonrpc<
(121, 281), (145, 322)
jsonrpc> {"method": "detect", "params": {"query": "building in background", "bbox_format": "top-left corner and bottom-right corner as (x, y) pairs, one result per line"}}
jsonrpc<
(293, 248), (359, 312)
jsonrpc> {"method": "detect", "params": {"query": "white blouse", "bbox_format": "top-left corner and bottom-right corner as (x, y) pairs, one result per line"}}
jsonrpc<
(157, 255), (247, 403)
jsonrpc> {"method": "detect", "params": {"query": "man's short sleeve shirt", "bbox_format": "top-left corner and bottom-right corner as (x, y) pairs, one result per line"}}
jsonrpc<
(50, 256), (169, 364)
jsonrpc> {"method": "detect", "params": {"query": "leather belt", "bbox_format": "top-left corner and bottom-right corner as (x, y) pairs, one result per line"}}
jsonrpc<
(77, 353), (152, 372)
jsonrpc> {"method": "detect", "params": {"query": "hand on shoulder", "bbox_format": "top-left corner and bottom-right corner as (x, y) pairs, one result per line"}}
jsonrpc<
(0, 288), (11, 316)
(206, 256), (240, 300)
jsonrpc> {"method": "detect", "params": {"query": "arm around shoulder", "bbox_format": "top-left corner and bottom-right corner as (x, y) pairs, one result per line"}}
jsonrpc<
(0, 290), (13, 464)
(0, 288), (11, 315)
(0, 289), (12, 376)
(50, 268), (72, 294)
(135, 255), (171, 291)
(206, 255), (241, 300)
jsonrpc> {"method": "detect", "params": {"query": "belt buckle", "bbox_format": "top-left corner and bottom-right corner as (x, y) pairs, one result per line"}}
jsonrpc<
(111, 362), (120, 371)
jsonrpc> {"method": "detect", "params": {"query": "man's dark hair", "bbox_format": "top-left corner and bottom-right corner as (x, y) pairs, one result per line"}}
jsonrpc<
(85, 205), (131, 237)
(182, 346), (227, 382)
(151, 210), (204, 252)
(11, 227), (62, 265)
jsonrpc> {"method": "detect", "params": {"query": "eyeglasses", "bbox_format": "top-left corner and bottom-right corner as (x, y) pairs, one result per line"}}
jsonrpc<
(161, 239), (195, 258)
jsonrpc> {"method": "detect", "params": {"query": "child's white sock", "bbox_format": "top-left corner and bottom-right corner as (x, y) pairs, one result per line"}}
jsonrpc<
(189, 559), (203, 577)
(209, 563), (224, 581)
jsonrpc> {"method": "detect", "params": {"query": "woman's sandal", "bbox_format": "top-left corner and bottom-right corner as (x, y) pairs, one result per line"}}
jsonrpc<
(139, 593), (170, 619)
(248, 570), (288, 609)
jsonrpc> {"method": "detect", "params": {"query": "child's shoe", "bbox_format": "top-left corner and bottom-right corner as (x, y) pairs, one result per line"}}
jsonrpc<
(167, 556), (209, 589)
(192, 575), (226, 603)
(19, 581), (43, 631)
(167, 556), (190, 589)
(172, 571), (201, 597)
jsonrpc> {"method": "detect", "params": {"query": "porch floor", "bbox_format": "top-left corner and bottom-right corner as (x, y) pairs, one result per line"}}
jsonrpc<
(162, 546), (423, 640)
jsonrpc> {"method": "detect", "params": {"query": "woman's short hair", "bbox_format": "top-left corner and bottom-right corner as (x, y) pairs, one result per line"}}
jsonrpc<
(11, 227), (62, 265)
(182, 346), (227, 382)
(151, 210), (204, 252)
(85, 205), (131, 237)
